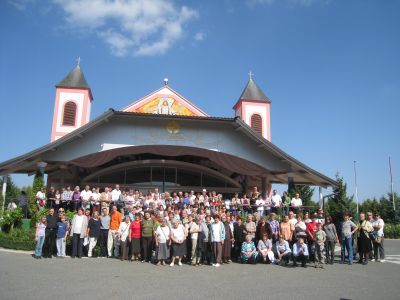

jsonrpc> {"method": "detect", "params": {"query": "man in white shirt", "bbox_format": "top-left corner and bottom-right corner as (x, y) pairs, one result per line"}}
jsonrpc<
(372, 213), (385, 262)
(291, 192), (302, 214)
(210, 215), (225, 267)
(80, 185), (92, 210)
(271, 190), (282, 214)
(111, 184), (121, 205)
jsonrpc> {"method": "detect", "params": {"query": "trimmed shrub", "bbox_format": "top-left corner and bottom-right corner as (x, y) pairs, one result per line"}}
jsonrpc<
(0, 229), (35, 251)
(384, 224), (400, 239)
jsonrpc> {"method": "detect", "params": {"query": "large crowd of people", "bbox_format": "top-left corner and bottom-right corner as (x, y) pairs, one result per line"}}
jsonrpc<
(33, 184), (386, 268)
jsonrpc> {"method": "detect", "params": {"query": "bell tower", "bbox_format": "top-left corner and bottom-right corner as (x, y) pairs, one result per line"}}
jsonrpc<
(233, 73), (271, 141)
(50, 61), (93, 142)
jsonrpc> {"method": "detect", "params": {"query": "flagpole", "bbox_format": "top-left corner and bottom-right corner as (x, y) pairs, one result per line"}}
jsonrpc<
(389, 156), (395, 210)
(354, 160), (359, 215)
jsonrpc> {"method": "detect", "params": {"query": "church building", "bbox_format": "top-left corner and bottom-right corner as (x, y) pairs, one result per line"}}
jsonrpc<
(0, 64), (336, 197)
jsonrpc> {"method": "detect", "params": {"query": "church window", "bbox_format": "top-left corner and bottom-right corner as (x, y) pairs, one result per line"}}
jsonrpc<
(62, 101), (77, 126)
(250, 114), (262, 135)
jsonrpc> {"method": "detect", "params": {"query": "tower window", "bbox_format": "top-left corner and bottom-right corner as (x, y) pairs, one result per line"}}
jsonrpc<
(250, 114), (262, 135)
(62, 101), (77, 126)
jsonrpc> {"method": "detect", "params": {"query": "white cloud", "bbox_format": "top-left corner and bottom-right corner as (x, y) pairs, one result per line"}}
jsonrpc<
(8, 0), (36, 11)
(194, 32), (205, 41)
(52, 0), (198, 56)
(247, 0), (330, 7)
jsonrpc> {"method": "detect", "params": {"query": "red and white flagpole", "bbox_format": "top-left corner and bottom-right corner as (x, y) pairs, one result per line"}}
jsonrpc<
(389, 156), (395, 210)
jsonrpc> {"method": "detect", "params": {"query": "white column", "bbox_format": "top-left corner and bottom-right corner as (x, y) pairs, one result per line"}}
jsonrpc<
(2, 175), (7, 214)
(319, 186), (323, 209)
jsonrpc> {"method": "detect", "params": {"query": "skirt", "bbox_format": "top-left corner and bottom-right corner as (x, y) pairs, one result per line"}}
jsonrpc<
(172, 241), (186, 257)
(157, 243), (170, 260)
(131, 238), (141, 254)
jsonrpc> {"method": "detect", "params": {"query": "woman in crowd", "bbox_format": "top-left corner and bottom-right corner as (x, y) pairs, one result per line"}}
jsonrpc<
(372, 212), (385, 262)
(87, 211), (101, 258)
(324, 216), (339, 264)
(155, 218), (170, 266)
(222, 215), (233, 264)
(129, 213), (142, 261)
(357, 212), (374, 265)
(268, 213), (280, 244)
(340, 212), (357, 265)
(170, 219), (187, 266)
(255, 216), (272, 243)
(257, 233), (274, 263)
(34, 216), (47, 259)
(70, 208), (88, 258)
(72, 186), (81, 212)
(245, 214), (256, 241)
(280, 215), (293, 244)
(294, 213), (307, 241)
(275, 234), (292, 266)
(118, 215), (131, 261)
(240, 235), (258, 264)
(141, 211), (155, 263)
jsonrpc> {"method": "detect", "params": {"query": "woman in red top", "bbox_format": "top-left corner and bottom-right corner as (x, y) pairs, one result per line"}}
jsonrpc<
(129, 213), (142, 261)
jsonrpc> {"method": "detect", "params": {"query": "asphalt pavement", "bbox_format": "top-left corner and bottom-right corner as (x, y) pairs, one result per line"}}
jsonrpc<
(1, 240), (399, 300)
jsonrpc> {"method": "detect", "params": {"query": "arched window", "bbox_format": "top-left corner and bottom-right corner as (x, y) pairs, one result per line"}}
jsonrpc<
(250, 114), (262, 135)
(62, 101), (77, 126)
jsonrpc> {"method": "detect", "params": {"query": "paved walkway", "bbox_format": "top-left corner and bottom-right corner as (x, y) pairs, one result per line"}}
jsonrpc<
(0, 240), (399, 300)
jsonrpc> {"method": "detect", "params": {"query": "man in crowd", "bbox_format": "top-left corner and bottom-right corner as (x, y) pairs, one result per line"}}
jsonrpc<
(108, 205), (122, 258)
(43, 208), (58, 258)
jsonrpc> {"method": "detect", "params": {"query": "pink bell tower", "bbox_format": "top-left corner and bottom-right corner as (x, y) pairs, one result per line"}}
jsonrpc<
(50, 61), (93, 142)
(233, 73), (271, 141)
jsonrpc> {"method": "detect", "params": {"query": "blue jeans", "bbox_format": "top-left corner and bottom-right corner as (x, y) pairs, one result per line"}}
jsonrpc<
(35, 236), (45, 257)
(341, 237), (353, 263)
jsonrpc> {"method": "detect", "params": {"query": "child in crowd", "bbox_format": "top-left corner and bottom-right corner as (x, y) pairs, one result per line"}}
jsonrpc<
(314, 223), (326, 268)
(56, 215), (68, 257)
(34, 216), (47, 259)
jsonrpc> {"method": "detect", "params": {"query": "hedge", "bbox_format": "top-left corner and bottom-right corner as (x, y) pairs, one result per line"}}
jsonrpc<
(0, 229), (35, 251)
(384, 224), (400, 239)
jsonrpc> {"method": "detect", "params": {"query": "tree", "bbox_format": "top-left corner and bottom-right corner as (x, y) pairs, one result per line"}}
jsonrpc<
(0, 175), (20, 208)
(292, 185), (317, 208)
(378, 192), (400, 225)
(29, 172), (45, 226)
(326, 173), (356, 223)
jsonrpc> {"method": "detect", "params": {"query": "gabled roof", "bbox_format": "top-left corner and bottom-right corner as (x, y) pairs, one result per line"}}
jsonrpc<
(122, 85), (209, 117)
(56, 65), (91, 89)
(239, 78), (271, 102)
(0, 110), (337, 187)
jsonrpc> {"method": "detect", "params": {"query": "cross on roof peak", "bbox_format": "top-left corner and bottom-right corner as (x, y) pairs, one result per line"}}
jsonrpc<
(76, 56), (81, 67)
(248, 71), (254, 80)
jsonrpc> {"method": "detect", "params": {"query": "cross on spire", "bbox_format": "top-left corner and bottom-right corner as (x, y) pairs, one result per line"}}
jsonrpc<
(248, 71), (254, 80)
(76, 56), (81, 67)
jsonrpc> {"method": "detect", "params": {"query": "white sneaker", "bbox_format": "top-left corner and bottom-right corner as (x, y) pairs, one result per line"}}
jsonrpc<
(178, 262), (183, 266)
(380, 259), (386, 263)
(371, 259), (375, 262)
(212, 263), (216, 266)
(170, 262), (174, 267)
(215, 263), (221, 267)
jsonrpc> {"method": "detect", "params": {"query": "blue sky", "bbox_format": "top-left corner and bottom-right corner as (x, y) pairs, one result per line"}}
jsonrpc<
(0, 0), (399, 201)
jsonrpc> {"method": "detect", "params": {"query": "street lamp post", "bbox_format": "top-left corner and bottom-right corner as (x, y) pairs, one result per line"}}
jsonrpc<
(353, 160), (359, 215)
